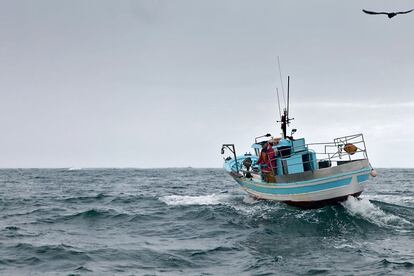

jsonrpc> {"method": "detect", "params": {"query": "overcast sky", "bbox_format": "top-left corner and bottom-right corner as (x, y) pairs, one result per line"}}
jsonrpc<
(1, 0), (413, 168)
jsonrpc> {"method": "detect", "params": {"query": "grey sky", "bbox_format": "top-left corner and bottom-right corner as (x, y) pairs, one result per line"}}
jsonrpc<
(1, 1), (413, 168)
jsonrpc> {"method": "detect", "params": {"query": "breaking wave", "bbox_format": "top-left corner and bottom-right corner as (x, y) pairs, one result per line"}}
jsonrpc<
(159, 194), (234, 206)
(68, 167), (82, 171)
(342, 196), (411, 228)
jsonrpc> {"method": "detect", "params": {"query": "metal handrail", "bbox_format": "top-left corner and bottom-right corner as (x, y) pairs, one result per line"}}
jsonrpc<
(307, 133), (368, 163)
(250, 133), (368, 176)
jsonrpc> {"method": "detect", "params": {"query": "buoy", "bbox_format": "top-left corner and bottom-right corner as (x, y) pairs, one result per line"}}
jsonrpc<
(344, 143), (357, 155)
(370, 169), (377, 177)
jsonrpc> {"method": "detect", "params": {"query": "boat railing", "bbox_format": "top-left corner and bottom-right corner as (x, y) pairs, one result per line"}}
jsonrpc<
(307, 133), (368, 163)
(256, 133), (368, 177)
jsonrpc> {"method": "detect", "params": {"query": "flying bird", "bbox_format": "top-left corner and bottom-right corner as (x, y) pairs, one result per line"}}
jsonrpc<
(362, 9), (414, 18)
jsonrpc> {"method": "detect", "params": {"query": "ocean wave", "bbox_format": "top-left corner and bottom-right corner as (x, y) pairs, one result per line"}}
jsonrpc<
(159, 194), (234, 206)
(362, 194), (414, 206)
(74, 265), (93, 272)
(2, 207), (67, 219)
(188, 246), (240, 257)
(228, 197), (284, 219)
(158, 193), (283, 220)
(4, 226), (20, 231)
(342, 196), (411, 228)
(68, 167), (82, 171)
(380, 258), (414, 269)
(30, 208), (131, 224)
(159, 193), (278, 222)
(63, 208), (129, 221)
(62, 193), (108, 203)
(306, 268), (331, 275)
(6, 243), (92, 264)
(109, 194), (156, 204)
(1, 226), (26, 238)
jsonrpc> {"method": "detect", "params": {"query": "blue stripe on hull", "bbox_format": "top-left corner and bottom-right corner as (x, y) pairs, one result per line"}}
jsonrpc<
(239, 177), (353, 195)
(357, 174), (369, 183)
(269, 168), (370, 186)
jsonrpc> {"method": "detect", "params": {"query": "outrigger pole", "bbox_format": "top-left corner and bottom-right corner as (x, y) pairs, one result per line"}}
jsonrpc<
(276, 88), (282, 120)
(221, 144), (239, 173)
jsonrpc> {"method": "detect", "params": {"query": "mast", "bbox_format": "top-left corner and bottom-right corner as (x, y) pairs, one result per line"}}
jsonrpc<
(287, 76), (290, 118)
(279, 76), (293, 139)
(281, 109), (287, 139)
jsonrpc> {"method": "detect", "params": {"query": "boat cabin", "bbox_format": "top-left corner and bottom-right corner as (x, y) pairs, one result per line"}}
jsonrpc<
(252, 137), (317, 176)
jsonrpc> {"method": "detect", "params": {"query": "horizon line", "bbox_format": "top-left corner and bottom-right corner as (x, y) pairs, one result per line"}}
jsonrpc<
(0, 166), (413, 170)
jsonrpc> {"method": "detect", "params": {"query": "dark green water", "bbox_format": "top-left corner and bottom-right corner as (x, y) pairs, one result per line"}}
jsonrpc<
(0, 168), (413, 275)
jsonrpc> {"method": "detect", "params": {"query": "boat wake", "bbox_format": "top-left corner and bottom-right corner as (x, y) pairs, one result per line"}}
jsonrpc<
(158, 193), (283, 220)
(159, 193), (412, 227)
(363, 194), (414, 207)
(159, 194), (235, 206)
(341, 196), (411, 229)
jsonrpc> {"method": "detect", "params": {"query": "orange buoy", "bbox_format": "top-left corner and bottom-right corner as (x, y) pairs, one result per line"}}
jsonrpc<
(344, 143), (357, 155)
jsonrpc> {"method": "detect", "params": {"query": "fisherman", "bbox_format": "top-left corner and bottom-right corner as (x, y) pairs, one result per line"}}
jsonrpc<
(265, 142), (276, 170)
(258, 142), (277, 182)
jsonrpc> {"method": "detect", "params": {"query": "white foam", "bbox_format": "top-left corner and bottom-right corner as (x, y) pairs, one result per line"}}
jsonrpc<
(242, 195), (260, 205)
(159, 194), (233, 206)
(159, 193), (277, 218)
(230, 196), (283, 218)
(342, 196), (411, 228)
(363, 194), (414, 206)
(68, 167), (82, 171)
(333, 242), (356, 249)
(158, 193), (284, 220)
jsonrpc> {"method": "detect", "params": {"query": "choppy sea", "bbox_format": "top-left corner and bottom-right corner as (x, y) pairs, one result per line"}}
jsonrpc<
(0, 168), (413, 275)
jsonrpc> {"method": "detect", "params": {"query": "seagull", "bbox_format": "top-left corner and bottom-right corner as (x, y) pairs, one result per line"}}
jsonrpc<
(362, 9), (414, 18)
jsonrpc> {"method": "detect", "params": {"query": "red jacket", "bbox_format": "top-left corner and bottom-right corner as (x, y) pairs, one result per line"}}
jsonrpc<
(258, 144), (276, 173)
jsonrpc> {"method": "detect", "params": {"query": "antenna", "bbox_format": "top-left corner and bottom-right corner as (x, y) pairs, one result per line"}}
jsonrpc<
(278, 75), (294, 139)
(277, 56), (286, 108)
(287, 76), (290, 119)
(276, 88), (282, 120)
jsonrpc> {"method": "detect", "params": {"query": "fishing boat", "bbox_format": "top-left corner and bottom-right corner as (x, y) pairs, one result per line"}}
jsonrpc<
(221, 77), (376, 208)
